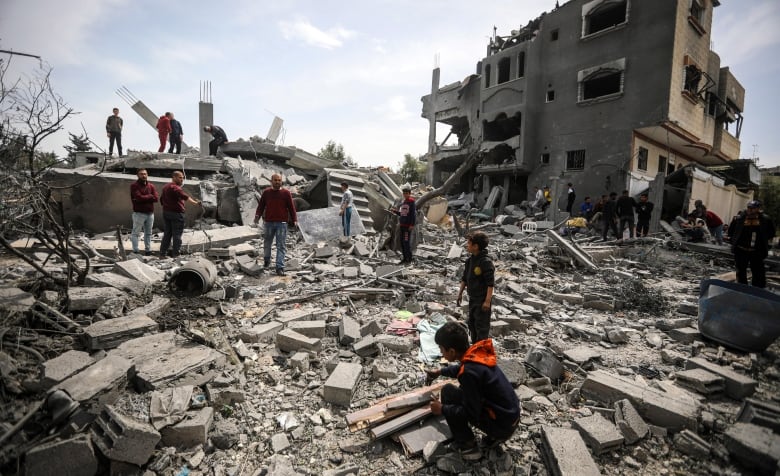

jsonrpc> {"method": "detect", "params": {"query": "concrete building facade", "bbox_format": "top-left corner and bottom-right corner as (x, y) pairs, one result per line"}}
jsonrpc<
(421, 0), (744, 215)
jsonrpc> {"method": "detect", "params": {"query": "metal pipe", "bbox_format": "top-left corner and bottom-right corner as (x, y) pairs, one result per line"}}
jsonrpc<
(169, 258), (218, 297)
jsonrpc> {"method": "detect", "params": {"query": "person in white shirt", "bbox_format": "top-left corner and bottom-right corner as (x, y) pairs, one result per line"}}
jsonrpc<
(339, 182), (355, 236)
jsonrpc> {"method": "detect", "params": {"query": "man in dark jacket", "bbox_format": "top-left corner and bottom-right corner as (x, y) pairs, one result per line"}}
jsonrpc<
(729, 200), (775, 288)
(615, 189), (637, 238)
(106, 107), (123, 156)
(427, 322), (521, 461)
(204, 125), (228, 156)
(392, 186), (416, 264)
(601, 192), (619, 241)
(635, 193), (654, 237)
(457, 231), (495, 345)
(566, 183), (576, 214)
(167, 113), (184, 154)
(129, 168), (158, 255)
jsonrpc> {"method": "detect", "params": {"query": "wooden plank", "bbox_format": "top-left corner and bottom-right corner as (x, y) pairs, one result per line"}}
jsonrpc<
(346, 381), (448, 432)
(370, 407), (431, 440)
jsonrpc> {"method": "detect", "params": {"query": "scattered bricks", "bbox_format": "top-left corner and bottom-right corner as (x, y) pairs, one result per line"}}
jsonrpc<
(83, 315), (159, 350)
(540, 426), (602, 476)
(353, 335), (379, 357)
(271, 432), (291, 453)
(672, 429), (711, 458)
(516, 385), (539, 401)
(25, 434), (97, 476)
(235, 255), (264, 276)
(127, 295), (170, 319)
(343, 267), (359, 278)
(614, 399), (648, 444)
(376, 265), (402, 279)
(490, 320), (510, 337)
(360, 320), (382, 337)
(276, 328), (322, 353)
(375, 335), (413, 353)
(276, 308), (324, 325)
(674, 368), (725, 395)
(160, 407), (214, 448)
(571, 413), (624, 454)
(290, 352), (310, 372)
(526, 377), (554, 395)
(352, 241), (370, 257)
(501, 315), (531, 332)
(737, 398), (780, 432)
(288, 320), (327, 339)
(57, 354), (134, 406)
(549, 292), (584, 305)
(207, 385), (245, 407)
(666, 327), (701, 344)
(724, 422), (780, 474)
(113, 258), (165, 284)
(339, 316), (361, 345)
(498, 358), (527, 386)
(580, 370), (699, 432)
(605, 328), (629, 344)
(39, 350), (95, 390)
(239, 322), (284, 343)
(515, 303), (542, 318)
(372, 362), (397, 380)
(523, 297), (550, 311)
(525, 346), (563, 381)
(677, 301), (698, 316)
(563, 346), (602, 366)
(655, 318), (693, 331)
(68, 286), (126, 312)
(685, 357), (757, 399)
(562, 322), (603, 343)
(661, 349), (687, 366)
(323, 362), (362, 406)
(91, 405), (160, 466)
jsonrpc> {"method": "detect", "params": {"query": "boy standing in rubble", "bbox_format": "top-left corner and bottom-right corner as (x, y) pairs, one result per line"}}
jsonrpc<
(427, 322), (521, 461)
(457, 231), (494, 345)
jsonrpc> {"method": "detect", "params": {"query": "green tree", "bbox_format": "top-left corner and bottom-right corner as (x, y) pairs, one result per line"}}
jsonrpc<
(757, 177), (780, 232)
(63, 132), (92, 167)
(397, 153), (426, 184)
(319, 140), (357, 167)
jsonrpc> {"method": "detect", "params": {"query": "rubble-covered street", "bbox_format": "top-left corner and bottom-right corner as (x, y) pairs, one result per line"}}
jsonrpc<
(2, 185), (780, 476)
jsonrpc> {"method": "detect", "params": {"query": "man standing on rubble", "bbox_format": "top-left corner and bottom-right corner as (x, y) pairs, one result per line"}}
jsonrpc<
(600, 192), (619, 241)
(457, 231), (495, 345)
(159, 171), (201, 258)
(156, 113), (171, 153)
(729, 200), (775, 288)
(616, 190), (637, 238)
(391, 186), (416, 264)
(339, 181), (355, 237)
(203, 125), (228, 156)
(254, 173), (298, 276)
(167, 112), (183, 155)
(130, 168), (158, 256)
(106, 107), (123, 157)
(635, 193), (654, 237)
(566, 183), (576, 214)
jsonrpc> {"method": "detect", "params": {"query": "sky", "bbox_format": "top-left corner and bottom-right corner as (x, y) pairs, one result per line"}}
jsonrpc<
(1, 0), (779, 169)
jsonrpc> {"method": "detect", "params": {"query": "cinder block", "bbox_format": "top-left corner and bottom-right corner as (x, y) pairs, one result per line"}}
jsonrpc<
(501, 315), (531, 332)
(276, 328), (322, 353)
(160, 407), (214, 448)
(339, 316), (361, 345)
(571, 413), (623, 454)
(91, 405), (161, 466)
(288, 320), (327, 339)
(276, 308), (322, 325)
(39, 350), (95, 390)
(685, 357), (757, 399)
(207, 386), (245, 407)
(239, 321), (283, 343)
(674, 368), (725, 395)
(323, 362), (362, 406)
(673, 429), (711, 458)
(614, 399), (648, 444)
(25, 435), (97, 476)
(375, 335), (413, 353)
(491, 320), (510, 336)
(666, 327), (701, 344)
(724, 422), (780, 474)
(290, 352), (310, 372)
(353, 335), (379, 357)
(360, 320), (382, 337)
(540, 426), (601, 476)
(83, 315), (159, 350)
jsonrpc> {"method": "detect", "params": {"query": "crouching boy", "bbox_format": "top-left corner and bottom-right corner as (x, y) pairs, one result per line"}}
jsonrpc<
(427, 322), (521, 460)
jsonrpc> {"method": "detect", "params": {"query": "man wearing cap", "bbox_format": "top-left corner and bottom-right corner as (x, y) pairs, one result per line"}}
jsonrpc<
(392, 187), (416, 264)
(728, 200), (775, 288)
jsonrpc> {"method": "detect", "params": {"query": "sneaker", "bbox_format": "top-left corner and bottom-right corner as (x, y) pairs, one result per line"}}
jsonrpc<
(481, 436), (503, 449)
(275, 268), (285, 276)
(145, 251), (152, 257)
(449, 439), (482, 461)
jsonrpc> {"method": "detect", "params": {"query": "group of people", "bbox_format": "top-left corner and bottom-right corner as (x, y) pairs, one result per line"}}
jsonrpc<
(155, 112), (184, 154)
(572, 191), (655, 241)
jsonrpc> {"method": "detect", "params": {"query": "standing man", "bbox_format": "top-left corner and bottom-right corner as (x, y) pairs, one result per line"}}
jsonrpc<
(392, 186), (416, 264)
(167, 112), (183, 155)
(635, 193), (654, 237)
(456, 231), (495, 345)
(339, 181), (354, 237)
(729, 200), (775, 288)
(130, 169), (158, 256)
(159, 171), (200, 258)
(616, 189), (637, 238)
(156, 113), (171, 153)
(254, 174), (298, 276)
(203, 125), (228, 156)
(566, 183), (576, 214)
(601, 192), (619, 241)
(106, 107), (123, 157)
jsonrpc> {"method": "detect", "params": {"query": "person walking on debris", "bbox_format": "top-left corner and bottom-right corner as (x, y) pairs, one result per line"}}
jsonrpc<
(635, 193), (654, 237)
(156, 112), (172, 153)
(130, 168), (158, 256)
(600, 192), (619, 241)
(254, 173), (298, 276)
(729, 200), (775, 288)
(616, 189), (637, 238)
(203, 125), (228, 156)
(427, 322), (521, 461)
(391, 186), (416, 264)
(339, 181), (354, 237)
(159, 171), (201, 258)
(167, 112), (183, 155)
(457, 231), (495, 345)
(566, 183), (576, 214)
(106, 107), (123, 157)
(694, 200), (725, 245)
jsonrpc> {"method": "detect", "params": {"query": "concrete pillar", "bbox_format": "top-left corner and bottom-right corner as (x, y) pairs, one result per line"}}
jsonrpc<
(199, 101), (213, 155)
(426, 67), (440, 186)
(649, 172), (665, 234)
(130, 101), (159, 132)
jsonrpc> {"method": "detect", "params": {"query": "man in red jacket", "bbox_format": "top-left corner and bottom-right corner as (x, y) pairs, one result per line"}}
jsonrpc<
(156, 113), (172, 153)
(254, 174), (297, 276)
(130, 168), (158, 255)
(160, 171), (200, 258)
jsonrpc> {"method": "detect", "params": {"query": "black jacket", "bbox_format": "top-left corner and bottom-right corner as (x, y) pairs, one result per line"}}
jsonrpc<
(729, 211), (775, 256)
(461, 250), (494, 300)
(169, 119), (183, 137)
(616, 196), (636, 218)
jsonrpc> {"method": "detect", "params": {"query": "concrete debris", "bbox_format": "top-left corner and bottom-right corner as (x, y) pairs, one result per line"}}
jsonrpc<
(541, 426), (602, 476)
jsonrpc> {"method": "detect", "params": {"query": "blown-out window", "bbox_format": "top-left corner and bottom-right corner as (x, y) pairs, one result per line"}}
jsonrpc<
(637, 147), (648, 171)
(582, 0), (628, 37)
(518, 52), (526, 78)
(578, 58), (625, 102)
(498, 57), (511, 84)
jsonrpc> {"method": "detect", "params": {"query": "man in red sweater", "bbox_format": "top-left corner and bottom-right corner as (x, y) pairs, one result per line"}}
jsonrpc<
(159, 171), (200, 258)
(156, 113), (172, 153)
(254, 173), (297, 276)
(130, 168), (158, 255)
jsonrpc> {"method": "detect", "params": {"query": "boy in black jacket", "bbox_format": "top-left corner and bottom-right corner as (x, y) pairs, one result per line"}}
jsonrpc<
(457, 231), (494, 344)
(428, 322), (521, 460)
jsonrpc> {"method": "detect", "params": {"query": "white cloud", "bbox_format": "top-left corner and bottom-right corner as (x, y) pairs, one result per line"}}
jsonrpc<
(375, 96), (414, 121)
(713, 2), (780, 67)
(278, 18), (356, 49)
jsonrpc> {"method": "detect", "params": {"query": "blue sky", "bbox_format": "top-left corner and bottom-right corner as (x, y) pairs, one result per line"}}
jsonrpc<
(1, 0), (779, 169)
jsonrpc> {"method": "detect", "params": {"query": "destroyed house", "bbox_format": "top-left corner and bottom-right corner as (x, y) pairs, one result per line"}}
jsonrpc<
(421, 0), (744, 213)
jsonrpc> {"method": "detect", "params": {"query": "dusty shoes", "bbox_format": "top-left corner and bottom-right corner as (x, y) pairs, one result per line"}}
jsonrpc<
(449, 439), (482, 461)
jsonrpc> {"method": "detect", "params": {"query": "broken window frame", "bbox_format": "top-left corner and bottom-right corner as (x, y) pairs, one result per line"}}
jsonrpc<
(637, 147), (648, 171)
(540, 152), (551, 165)
(550, 29), (559, 41)
(688, 0), (707, 35)
(658, 155), (668, 175)
(517, 51), (526, 78)
(577, 58), (626, 103)
(484, 64), (492, 88)
(581, 0), (629, 39)
(497, 57), (511, 84)
(546, 90), (555, 103)
(566, 149), (586, 171)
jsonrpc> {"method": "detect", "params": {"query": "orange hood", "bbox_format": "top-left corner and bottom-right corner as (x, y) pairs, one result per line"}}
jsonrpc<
(457, 338), (497, 376)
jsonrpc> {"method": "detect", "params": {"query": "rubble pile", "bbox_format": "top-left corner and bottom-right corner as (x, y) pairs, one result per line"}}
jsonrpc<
(1, 206), (780, 476)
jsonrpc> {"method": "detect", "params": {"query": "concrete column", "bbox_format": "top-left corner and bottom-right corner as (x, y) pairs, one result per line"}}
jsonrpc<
(130, 101), (159, 132)
(649, 172), (665, 234)
(426, 67), (440, 186)
(199, 101), (213, 156)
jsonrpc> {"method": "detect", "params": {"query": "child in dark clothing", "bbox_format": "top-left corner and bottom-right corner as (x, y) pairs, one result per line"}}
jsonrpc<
(456, 231), (495, 344)
(428, 322), (521, 461)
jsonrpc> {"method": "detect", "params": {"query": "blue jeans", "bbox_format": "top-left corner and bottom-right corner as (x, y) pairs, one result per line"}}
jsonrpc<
(709, 224), (724, 245)
(342, 207), (353, 236)
(264, 221), (287, 270)
(131, 212), (154, 253)
(160, 211), (185, 257)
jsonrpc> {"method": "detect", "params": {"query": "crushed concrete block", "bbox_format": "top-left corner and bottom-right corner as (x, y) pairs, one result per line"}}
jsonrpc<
(276, 307), (322, 324)
(376, 265), (402, 279)
(491, 320), (510, 336)
(113, 259), (165, 284)
(91, 405), (160, 465)
(523, 297), (549, 311)
(56, 354), (134, 408)
(343, 266), (359, 278)
(549, 292), (584, 305)
(39, 350), (95, 390)
(677, 301), (698, 315)
(353, 335), (379, 357)
(724, 422), (780, 474)
(287, 320), (327, 339)
(660, 349), (687, 366)
(666, 327), (701, 344)
(323, 362), (362, 406)
(339, 316), (361, 345)
(737, 398), (780, 432)
(127, 295), (170, 319)
(526, 377), (553, 395)
(375, 335), (413, 353)
(674, 368), (725, 395)
(207, 386), (245, 406)
(673, 429), (711, 458)
(290, 352), (310, 372)
(501, 315), (531, 332)
(571, 413), (623, 454)
(86, 272), (148, 295)
(160, 407), (214, 448)
(239, 321), (284, 343)
(25, 434), (97, 476)
(525, 346), (563, 380)
(352, 241), (370, 257)
(540, 426), (602, 476)
(228, 242), (254, 255)
(360, 320), (382, 337)
(516, 385), (539, 401)
(68, 287), (126, 311)
(498, 358), (527, 386)
(562, 322), (603, 342)
(685, 357), (757, 399)
(0, 287), (35, 313)
(235, 255), (263, 276)
(655, 318), (693, 331)
(614, 399), (649, 444)
(277, 328), (322, 353)
(372, 362), (397, 380)
(83, 315), (159, 350)
(314, 246), (337, 258)
(271, 432), (291, 453)
(563, 346), (602, 365)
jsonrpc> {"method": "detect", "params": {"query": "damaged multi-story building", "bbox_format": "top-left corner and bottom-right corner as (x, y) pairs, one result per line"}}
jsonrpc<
(422, 0), (748, 220)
